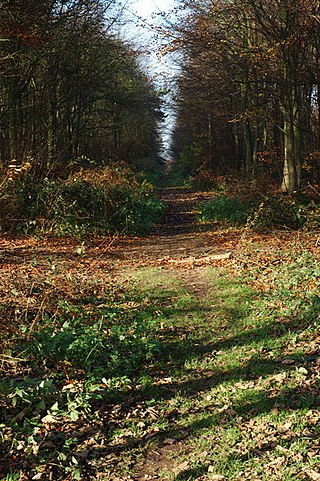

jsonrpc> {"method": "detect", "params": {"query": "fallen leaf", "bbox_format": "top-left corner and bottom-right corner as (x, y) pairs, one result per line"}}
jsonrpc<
(199, 450), (208, 459)
(297, 366), (308, 375)
(16, 441), (25, 451)
(279, 422), (292, 432)
(304, 468), (320, 480)
(32, 444), (40, 455)
(226, 409), (237, 416)
(41, 414), (58, 424)
(207, 468), (226, 480)
(175, 461), (190, 472)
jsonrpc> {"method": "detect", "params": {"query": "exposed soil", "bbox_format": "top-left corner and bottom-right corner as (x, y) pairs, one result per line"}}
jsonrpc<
(0, 187), (225, 268)
(0, 187), (230, 305)
(115, 187), (231, 301)
(1, 186), (316, 276)
(115, 187), (230, 265)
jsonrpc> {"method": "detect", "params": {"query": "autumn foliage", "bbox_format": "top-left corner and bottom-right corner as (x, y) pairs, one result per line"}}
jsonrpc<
(170, 0), (320, 192)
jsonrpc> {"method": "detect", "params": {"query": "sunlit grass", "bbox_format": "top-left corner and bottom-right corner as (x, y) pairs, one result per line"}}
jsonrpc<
(1, 250), (319, 480)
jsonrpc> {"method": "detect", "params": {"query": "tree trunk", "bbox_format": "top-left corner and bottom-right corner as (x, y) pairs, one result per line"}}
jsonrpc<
(282, 111), (297, 193)
(281, 51), (301, 193)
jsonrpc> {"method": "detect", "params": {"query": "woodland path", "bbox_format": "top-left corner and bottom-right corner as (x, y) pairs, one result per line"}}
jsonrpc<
(1, 187), (319, 481)
(111, 188), (234, 480)
(112, 187), (233, 272)
(0, 187), (232, 281)
(110, 189), (319, 481)
(0, 187), (234, 480)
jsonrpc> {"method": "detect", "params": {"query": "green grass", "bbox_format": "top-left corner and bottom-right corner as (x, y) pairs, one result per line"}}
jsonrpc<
(1, 250), (319, 480)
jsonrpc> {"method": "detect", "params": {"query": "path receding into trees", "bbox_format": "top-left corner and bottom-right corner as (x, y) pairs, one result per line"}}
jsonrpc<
(107, 186), (237, 312)
(0, 187), (233, 270)
(114, 187), (233, 269)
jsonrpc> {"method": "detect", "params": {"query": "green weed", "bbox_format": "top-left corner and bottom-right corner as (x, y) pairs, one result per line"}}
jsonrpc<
(0, 165), (164, 235)
(198, 195), (249, 225)
(1, 250), (319, 480)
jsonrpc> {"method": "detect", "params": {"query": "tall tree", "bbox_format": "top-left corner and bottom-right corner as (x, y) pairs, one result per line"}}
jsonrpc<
(171, 0), (320, 191)
(0, 0), (162, 174)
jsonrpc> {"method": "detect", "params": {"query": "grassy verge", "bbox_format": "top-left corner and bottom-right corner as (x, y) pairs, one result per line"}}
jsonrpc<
(128, 258), (320, 481)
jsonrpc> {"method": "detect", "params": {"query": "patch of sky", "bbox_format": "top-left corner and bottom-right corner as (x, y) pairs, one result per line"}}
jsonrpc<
(120, 0), (180, 161)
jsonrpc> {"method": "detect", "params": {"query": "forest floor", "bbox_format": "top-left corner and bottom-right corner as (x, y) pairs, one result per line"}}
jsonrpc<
(0, 186), (320, 481)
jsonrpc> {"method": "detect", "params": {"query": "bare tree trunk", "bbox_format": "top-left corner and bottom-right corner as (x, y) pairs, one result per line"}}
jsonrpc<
(282, 109), (296, 193)
(281, 49), (301, 193)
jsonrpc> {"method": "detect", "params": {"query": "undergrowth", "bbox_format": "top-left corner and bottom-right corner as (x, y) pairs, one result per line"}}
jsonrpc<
(0, 275), (167, 480)
(0, 163), (164, 236)
(197, 185), (320, 231)
(249, 195), (320, 231)
(198, 195), (249, 225)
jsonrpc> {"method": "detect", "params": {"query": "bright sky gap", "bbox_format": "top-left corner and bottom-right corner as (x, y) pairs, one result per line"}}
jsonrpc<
(122, 0), (178, 160)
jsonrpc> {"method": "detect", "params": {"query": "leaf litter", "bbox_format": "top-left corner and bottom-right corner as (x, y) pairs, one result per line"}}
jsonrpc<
(0, 187), (320, 480)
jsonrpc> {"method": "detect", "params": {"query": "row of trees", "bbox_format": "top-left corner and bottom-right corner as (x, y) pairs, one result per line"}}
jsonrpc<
(0, 0), (162, 176)
(171, 0), (320, 192)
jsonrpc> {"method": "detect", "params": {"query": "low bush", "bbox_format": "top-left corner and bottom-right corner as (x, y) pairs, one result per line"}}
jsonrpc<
(18, 300), (161, 377)
(0, 164), (164, 235)
(249, 195), (320, 231)
(198, 195), (249, 225)
(1, 280), (163, 409)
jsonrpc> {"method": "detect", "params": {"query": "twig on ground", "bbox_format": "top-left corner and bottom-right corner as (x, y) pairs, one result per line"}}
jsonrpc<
(27, 291), (51, 340)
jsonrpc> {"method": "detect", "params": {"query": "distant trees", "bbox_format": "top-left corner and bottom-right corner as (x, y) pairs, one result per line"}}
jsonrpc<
(0, 0), (162, 176)
(172, 0), (320, 192)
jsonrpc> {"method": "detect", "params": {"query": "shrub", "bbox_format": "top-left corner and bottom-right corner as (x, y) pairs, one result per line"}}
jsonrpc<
(12, 284), (163, 379)
(198, 195), (249, 225)
(24, 317), (161, 376)
(0, 165), (164, 235)
(249, 195), (320, 231)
